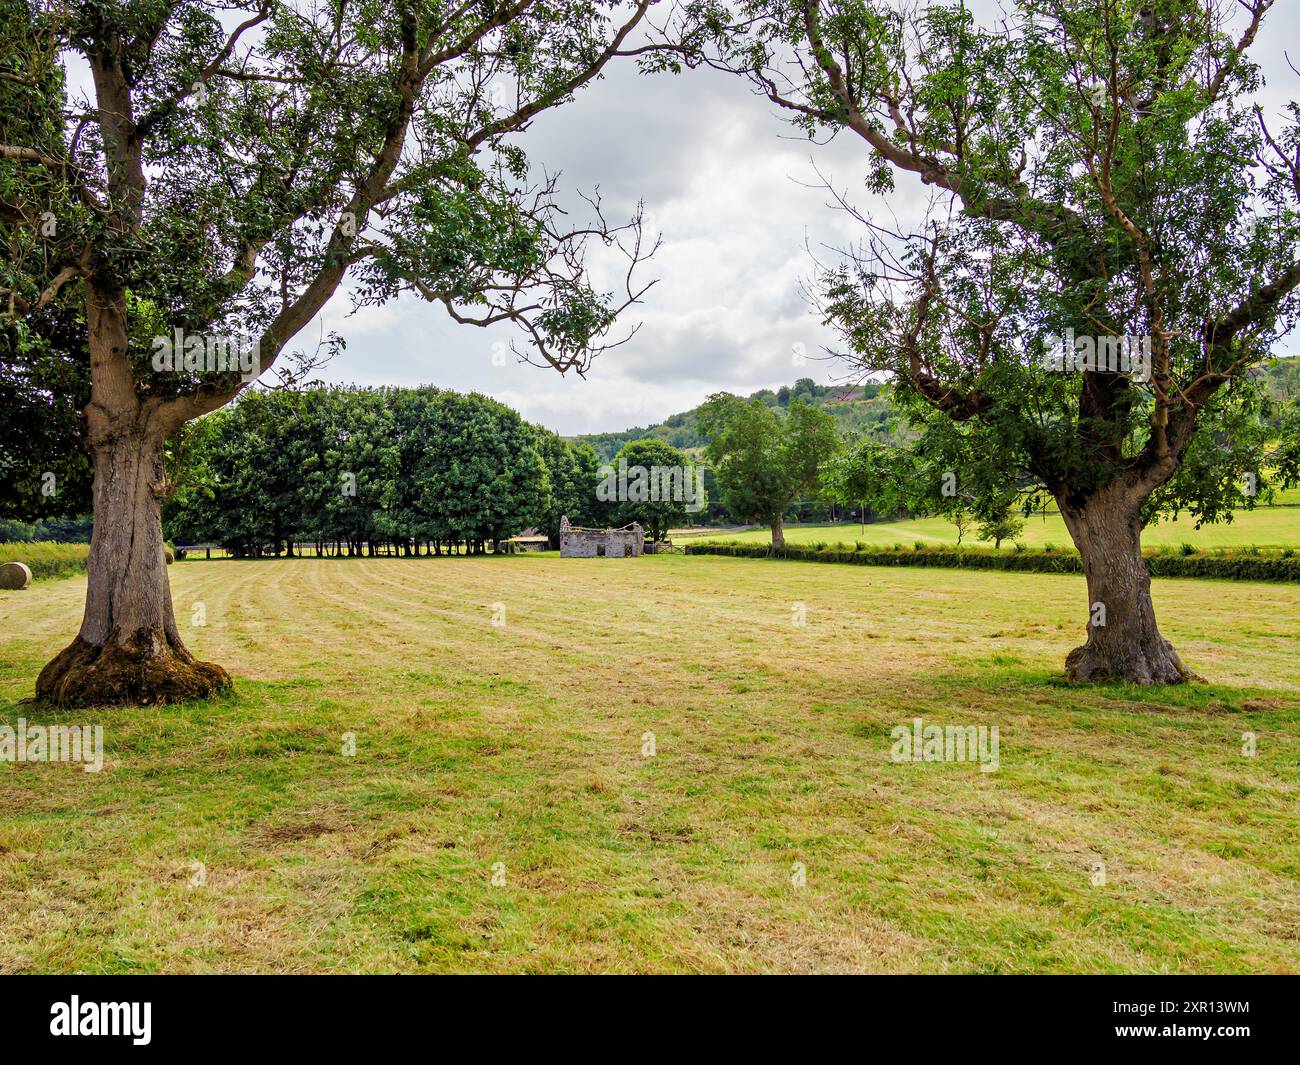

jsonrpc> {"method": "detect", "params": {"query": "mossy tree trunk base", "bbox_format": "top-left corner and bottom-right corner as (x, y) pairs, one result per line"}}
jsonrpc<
(37, 630), (231, 708)
(1064, 636), (1193, 686)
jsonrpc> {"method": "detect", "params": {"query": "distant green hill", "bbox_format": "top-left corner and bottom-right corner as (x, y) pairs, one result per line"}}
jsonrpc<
(574, 358), (1299, 462)
(571, 377), (898, 461)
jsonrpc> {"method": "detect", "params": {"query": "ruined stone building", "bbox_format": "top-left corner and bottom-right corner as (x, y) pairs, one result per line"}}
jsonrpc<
(559, 516), (644, 558)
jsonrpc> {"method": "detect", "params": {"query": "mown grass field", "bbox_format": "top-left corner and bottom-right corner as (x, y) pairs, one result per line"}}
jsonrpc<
(685, 504), (1300, 550)
(1, 554), (1297, 973)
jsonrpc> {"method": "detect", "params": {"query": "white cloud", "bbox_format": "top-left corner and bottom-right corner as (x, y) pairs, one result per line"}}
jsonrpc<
(290, 1), (1300, 435)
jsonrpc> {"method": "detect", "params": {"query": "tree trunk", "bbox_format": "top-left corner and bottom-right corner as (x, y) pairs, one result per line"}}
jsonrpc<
(36, 284), (230, 707)
(36, 425), (232, 706)
(1058, 488), (1195, 685)
(770, 514), (785, 552)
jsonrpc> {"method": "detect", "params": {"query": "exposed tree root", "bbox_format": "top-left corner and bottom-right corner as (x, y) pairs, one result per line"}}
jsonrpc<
(1065, 634), (1201, 685)
(36, 628), (231, 708)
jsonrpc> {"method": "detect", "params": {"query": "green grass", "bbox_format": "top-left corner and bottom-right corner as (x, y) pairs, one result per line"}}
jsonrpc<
(1, 555), (1297, 973)
(1264, 484), (1300, 506)
(0, 541), (90, 581)
(685, 504), (1300, 551)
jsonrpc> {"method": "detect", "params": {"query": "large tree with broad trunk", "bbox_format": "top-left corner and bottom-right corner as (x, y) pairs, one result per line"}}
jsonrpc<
(0, 0), (659, 706)
(699, 393), (839, 550)
(683, 0), (1300, 683)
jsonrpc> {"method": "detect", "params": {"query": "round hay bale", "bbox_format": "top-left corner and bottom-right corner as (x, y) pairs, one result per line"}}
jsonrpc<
(164, 545), (175, 565)
(0, 561), (33, 590)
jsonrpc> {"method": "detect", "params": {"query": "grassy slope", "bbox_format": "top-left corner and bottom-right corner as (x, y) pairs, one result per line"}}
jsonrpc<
(1, 555), (1297, 973)
(685, 505), (1300, 550)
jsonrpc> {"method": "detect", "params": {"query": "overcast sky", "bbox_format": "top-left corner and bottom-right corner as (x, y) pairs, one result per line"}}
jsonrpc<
(134, 2), (1300, 436)
(313, 52), (876, 436)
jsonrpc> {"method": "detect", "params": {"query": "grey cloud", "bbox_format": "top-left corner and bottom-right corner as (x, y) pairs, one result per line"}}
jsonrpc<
(307, 2), (1300, 435)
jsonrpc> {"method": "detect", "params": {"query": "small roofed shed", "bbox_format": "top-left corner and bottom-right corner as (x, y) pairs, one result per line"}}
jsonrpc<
(559, 516), (643, 558)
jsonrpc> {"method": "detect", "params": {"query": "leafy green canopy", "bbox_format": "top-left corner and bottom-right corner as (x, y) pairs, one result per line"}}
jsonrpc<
(532, 426), (605, 543)
(166, 385), (552, 549)
(0, 3), (90, 518)
(609, 436), (703, 540)
(698, 393), (839, 526)
(686, 0), (1300, 524)
(1, 0), (660, 452)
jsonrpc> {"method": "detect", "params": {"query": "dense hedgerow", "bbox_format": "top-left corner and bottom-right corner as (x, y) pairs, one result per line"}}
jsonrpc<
(0, 541), (90, 581)
(684, 542), (1300, 582)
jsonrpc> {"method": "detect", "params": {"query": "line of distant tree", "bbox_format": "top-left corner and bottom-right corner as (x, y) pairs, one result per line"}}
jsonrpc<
(0, 516), (93, 543)
(163, 385), (708, 557)
(572, 362), (1300, 468)
(165, 386), (574, 556)
(20, 361), (1298, 553)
